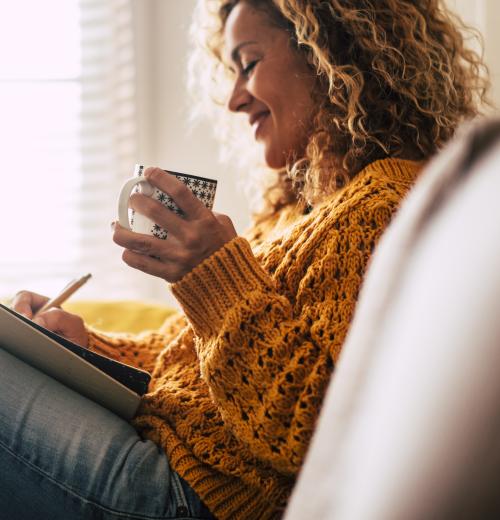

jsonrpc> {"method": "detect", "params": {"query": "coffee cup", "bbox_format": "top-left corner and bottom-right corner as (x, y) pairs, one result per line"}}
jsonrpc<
(118, 164), (217, 239)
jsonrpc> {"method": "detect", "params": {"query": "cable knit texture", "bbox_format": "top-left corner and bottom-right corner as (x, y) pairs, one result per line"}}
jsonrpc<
(87, 158), (422, 519)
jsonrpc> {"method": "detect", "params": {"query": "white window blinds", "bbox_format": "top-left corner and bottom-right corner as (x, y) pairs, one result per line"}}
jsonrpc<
(0, 0), (161, 302)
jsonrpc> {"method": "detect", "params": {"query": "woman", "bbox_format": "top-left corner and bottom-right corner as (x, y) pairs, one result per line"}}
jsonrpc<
(4, 1), (489, 519)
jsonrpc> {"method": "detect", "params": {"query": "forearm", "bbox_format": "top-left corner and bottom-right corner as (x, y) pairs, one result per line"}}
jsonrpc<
(170, 194), (397, 474)
(172, 237), (356, 474)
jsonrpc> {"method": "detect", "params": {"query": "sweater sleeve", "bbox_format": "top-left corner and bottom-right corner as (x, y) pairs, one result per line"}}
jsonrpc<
(87, 311), (186, 373)
(171, 199), (396, 475)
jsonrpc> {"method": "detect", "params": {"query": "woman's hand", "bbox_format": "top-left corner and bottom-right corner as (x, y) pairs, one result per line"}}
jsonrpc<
(11, 291), (89, 348)
(112, 167), (238, 283)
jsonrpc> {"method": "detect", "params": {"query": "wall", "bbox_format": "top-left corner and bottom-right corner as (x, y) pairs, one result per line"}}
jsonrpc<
(447, 0), (500, 108)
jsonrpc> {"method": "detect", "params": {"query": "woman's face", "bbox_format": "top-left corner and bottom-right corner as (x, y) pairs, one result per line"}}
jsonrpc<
(223, 1), (316, 169)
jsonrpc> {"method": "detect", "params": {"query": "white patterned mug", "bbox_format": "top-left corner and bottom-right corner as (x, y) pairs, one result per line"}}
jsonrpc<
(118, 164), (217, 239)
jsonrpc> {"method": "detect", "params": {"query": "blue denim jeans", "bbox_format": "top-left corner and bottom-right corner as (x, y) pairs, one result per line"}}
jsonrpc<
(0, 348), (216, 520)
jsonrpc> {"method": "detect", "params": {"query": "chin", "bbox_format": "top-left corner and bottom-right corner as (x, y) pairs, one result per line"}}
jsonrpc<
(263, 147), (287, 170)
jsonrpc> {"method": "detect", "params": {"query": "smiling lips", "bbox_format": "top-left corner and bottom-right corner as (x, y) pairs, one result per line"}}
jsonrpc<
(250, 111), (270, 137)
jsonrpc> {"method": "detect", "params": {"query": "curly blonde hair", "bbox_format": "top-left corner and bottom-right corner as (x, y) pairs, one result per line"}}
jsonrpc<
(188, 0), (491, 218)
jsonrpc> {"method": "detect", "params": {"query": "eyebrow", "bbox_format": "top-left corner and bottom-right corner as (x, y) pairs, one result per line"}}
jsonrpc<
(230, 40), (259, 63)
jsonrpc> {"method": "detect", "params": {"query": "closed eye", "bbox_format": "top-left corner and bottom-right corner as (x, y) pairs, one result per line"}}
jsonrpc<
(242, 60), (258, 77)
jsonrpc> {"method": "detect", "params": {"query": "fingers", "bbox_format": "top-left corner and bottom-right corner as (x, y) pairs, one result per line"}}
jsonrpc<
(11, 291), (88, 347)
(34, 308), (88, 348)
(113, 222), (201, 282)
(213, 212), (238, 236)
(112, 177), (238, 282)
(112, 223), (184, 261)
(11, 291), (49, 319)
(115, 225), (200, 281)
(112, 222), (156, 254)
(121, 249), (185, 283)
(144, 167), (207, 221)
(128, 192), (187, 240)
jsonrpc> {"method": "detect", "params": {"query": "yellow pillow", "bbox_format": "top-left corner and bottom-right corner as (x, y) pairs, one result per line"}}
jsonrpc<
(63, 300), (175, 334)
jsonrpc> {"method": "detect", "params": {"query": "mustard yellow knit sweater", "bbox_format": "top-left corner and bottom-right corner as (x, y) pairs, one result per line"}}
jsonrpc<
(88, 158), (421, 519)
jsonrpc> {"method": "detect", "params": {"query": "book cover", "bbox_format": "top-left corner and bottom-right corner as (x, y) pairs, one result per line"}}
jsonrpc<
(0, 303), (151, 419)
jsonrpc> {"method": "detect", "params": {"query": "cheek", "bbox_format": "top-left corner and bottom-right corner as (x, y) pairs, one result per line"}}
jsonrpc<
(280, 95), (315, 147)
(248, 71), (274, 107)
(264, 73), (315, 129)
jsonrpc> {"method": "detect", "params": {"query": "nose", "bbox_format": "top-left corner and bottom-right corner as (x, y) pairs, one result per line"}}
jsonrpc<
(227, 76), (252, 113)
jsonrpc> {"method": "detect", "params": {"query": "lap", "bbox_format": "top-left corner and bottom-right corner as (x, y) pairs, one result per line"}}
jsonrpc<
(0, 348), (213, 520)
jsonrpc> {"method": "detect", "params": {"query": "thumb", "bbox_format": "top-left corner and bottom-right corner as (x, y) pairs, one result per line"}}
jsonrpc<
(34, 309), (88, 348)
(213, 212), (237, 236)
(33, 316), (47, 328)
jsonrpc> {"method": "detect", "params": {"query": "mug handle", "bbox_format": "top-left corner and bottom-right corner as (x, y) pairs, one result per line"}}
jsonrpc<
(117, 177), (154, 230)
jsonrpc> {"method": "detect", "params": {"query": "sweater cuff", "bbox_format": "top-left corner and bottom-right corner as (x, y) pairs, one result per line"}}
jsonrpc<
(86, 327), (119, 355)
(171, 237), (274, 339)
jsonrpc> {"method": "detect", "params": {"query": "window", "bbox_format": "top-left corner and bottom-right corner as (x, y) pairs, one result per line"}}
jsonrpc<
(0, 0), (159, 301)
(0, 1), (81, 291)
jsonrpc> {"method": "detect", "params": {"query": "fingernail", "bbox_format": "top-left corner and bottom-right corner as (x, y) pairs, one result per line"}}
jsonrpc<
(110, 221), (116, 231)
(144, 167), (160, 180)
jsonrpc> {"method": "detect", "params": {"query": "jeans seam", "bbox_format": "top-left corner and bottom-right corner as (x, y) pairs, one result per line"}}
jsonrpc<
(170, 470), (190, 514)
(0, 436), (182, 520)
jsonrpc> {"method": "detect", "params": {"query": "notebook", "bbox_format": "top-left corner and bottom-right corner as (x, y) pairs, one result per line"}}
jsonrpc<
(0, 302), (151, 419)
